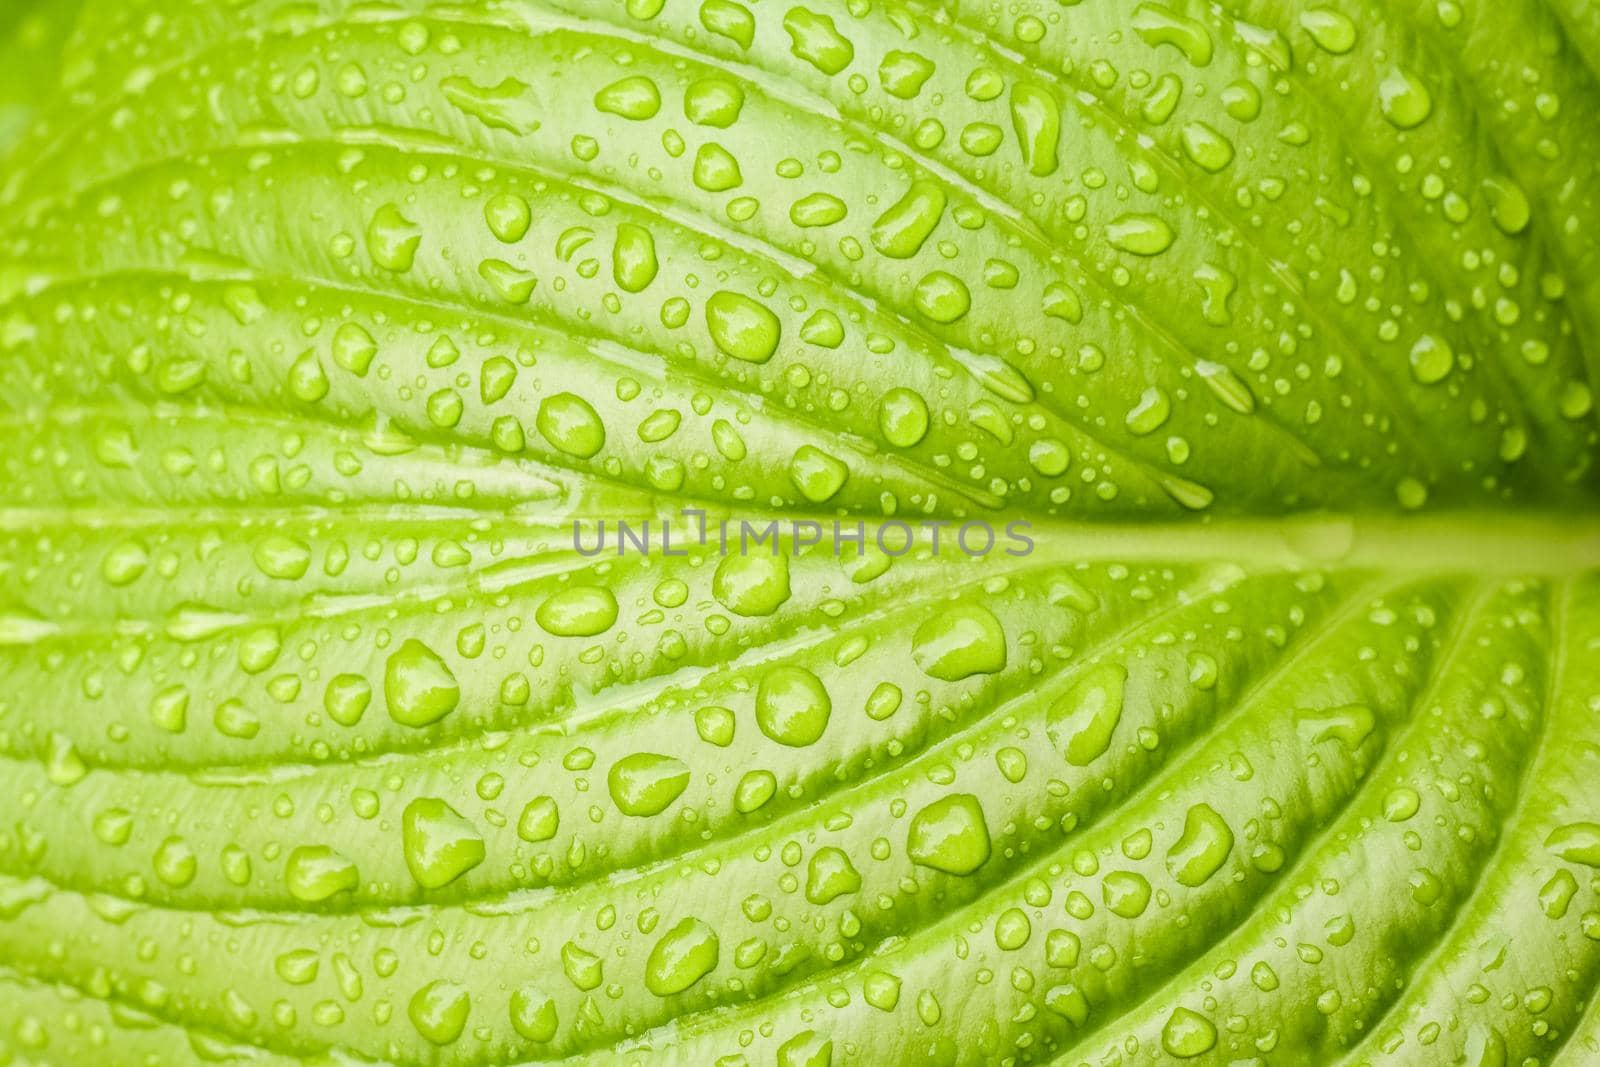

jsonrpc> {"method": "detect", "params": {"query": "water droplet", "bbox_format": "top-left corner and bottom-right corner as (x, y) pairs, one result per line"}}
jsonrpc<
(695, 706), (737, 746)
(907, 793), (991, 875)
(608, 753), (691, 816)
(913, 271), (972, 323)
(1298, 704), (1376, 748)
(1043, 281), (1083, 323)
(561, 941), (604, 990)
(692, 142), (743, 191)
(1300, 8), (1357, 53)
(786, 193), (844, 230)
(408, 980), (470, 1046)
(789, 445), (849, 502)
(1547, 823), (1600, 866)
(911, 604), (1007, 680)
(714, 553), (791, 616)
(517, 797), (560, 842)
(485, 193), (532, 243)
(1166, 803), (1234, 886)
(645, 917), (721, 995)
(1408, 334), (1455, 384)
(332, 322), (377, 376)
(879, 388), (930, 447)
(706, 290), (781, 363)
(756, 666), (832, 747)
(1483, 176), (1531, 235)
(1195, 359), (1253, 413)
(1132, 4), (1214, 65)
(537, 393), (606, 458)
(783, 7), (854, 74)
(402, 798), (485, 889)
(510, 985), (558, 1042)
(1108, 214), (1175, 255)
(536, 586), (619, 637)
(1103, 870), (1152, 917)
(253, 535), (310, 580)
(480, 259), (538, 304)
(287, 350), (330, 403)
(777, 1030), (834, 1067)
(864, 971), (902, 1010)
(1045, 983), (1090, 1025)
(1047, 663), (1128, 765)
(872, 180), (946, 259)
(1180, 122), (1234, 171)
(594, 75), (661, 120)
(285, 845), (359, 902)
(384, 640), (460, 727)
(1125, 386), (1172, 435)
(441, 75), (535, 133)
(685, 77), (745, 126)
(1379, 68), (1433, 129)
(1009, 83), (1061, 176)
(366, 204), (421, 272)
(1396, 476), (1429, 510)
(1161, 1006), (1218, 1057)
(865, 682), (903, 721)
(1383, 786), (1421, 822)
(735, 769), (778, 812)
(995, 908), (1032, 950)
(153, 836), (197, 887)
(805, 847), (862, 903)
(880, 51), (935, 99)
(613, 224), (659, 293)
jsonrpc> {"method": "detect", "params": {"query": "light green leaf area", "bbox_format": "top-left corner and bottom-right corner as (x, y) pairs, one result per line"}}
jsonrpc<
(0, 0), (1598, 1065)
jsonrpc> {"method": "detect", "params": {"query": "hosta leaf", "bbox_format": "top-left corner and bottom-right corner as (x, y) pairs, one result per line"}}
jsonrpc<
(0, 0), (1598, 1065)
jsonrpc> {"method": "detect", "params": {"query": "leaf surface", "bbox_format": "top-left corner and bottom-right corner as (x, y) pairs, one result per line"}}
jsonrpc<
(1, 1), (1598, 1065)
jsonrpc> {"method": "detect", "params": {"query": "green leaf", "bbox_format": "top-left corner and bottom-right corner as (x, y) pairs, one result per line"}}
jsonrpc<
(0, 1), (1598, 1065)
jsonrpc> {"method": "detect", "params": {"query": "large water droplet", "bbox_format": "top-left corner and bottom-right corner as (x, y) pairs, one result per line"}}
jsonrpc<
(285, 845), (359, 902)
(872, 180), (945, 258)
(594, 75), (661, 120)
(755, 666), (832, 747)
(907, 793), (991, 875)
(1547, 823), (1600, 866)
(912, 271), (972, 323)
(536, 586), (619, 637)
(805, 847), (862, 904)
(911, 604), (1007, 680)
(685, 77), (745, 126)
(384, 640), (460, 727)
(613, 223), (659, 293)
(408, 980), (471, 1046)
(879, 388), (930, 447)
(509, 985), (558, 1042)
(693, 142), (743, 191)
(1165, 803), (1234, 886)
(1009, 83), (1061, 176)
(1161, 1006), (1218, 1057)
(1107, 214), (1175, 255)
(537, 393), (606, 458)
(645, 917), (721, 996)
(366, 204), (421, 272)
(1379, 68), (1433, 129)
(789, 445), (849, 502)
(608, 753), (691, 816)
(1047, 663), (1128, 765)
(1408, 334), (1455, 385)
(706, 290), (781, 363)
(402, 798), (485, 889)
(713, 553), (791, 616)
(1300, 8), (1357, 53)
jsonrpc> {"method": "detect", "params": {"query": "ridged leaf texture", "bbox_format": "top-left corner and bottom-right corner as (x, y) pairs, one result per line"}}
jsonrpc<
(0, 0), (1598, 1065)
